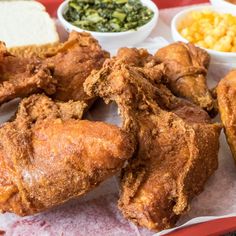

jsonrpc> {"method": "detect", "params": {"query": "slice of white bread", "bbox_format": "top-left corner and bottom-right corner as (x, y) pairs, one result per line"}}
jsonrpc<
(0, 0), (59, 54)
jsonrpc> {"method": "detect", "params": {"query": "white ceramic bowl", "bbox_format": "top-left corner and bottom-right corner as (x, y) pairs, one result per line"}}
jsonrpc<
(210, 0), (236, 16)
(58, 0), (159, 49)
(171, 5), (236, 63)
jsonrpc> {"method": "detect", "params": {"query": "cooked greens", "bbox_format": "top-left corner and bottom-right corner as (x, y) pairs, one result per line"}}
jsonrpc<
(64, 0), (154, 32)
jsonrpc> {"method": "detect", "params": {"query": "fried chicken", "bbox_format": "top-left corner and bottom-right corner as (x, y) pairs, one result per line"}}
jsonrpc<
(116, 47), (164, 83)
(155, 42), (216, 115)
(115, 45), (216, 116)
(217, 70), (236, 163)
(0, 94), (134, 216)
(44, 31), (110, 103)
(0, 32), (108, 106)
(84, 59), (221, 231)
(0, 42), (56, 105)
(116, 47), (156, 67)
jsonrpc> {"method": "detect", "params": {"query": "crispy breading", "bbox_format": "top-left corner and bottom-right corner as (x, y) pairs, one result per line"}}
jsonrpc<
(217, 70), (236, 163)
(84, 59), (221, 231)
(44, 31), (110, 103)
(0, 42), (56, 105)
(16, 94), (87, 122)
(8, 32), (109, 104)
(155, 42), (216, 115)
(0, 94), (134, 216)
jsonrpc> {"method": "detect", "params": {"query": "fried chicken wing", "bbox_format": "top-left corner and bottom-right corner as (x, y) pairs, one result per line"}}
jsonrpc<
(0, 42), (56, 105)
(155, 42), (216, 115)
(84, 60), (221, 231)
(0, 94), (134, 216)
(217, 70), (236, 163)
(44, 32), (109, 103)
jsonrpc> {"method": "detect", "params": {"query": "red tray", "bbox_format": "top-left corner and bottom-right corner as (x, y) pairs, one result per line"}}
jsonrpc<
(38, 0), (209, 17)
(165, 217), (236, 236)
(36, 0), (236, 235)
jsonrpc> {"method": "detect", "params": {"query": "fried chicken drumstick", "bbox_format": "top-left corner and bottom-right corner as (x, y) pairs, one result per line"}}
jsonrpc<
(0, 94), (134, 216)
(84, 59), (221, 231)
(217, 70), (236, 163)
(0, 42), (56, 105)
(155, 42), (216, 115)
(116, 44), (216, 116)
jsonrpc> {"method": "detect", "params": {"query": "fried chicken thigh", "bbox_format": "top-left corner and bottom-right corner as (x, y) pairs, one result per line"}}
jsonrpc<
(84, 60), (221, 231)
(155, 42), (216, 114)
(217, 70), (236, 163)
(0, 94), (134, 216)
(0, 42), (56, 105)
(44, 32), (109, 103)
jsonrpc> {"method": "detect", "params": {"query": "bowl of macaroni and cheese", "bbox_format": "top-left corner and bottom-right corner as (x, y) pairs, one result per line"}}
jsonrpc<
(171, 6), (236, 63)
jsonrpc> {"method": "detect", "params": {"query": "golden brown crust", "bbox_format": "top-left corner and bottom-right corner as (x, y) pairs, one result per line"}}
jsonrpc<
(9, 32), (110, 104)
(0, 42), (56, 105)
(217, 70), (236, 163)
(155, 42), (216, 115)
(15, 94), (87, 122)
(0, 94), (135, 216)
(0, 119), (134, 216)
(44, 32), (110, 103)
(113, 44), (216, 116)
(84, 59), (221, 231)
(116, 47), (156, 67)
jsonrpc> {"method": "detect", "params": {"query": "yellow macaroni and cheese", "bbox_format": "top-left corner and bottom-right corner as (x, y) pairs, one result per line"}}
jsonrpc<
(178, 10), (236, 52)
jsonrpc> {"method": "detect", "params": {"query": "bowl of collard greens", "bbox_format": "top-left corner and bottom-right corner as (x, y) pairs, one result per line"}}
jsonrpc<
(58, 0), (159, 48)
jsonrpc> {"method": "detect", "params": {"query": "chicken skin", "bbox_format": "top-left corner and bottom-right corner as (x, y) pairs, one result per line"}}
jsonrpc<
(84, 59), (221, 231)
(155, 42), (216, 115)
(116, 47), (156, 67)
(116, 44), (215, 116)
(0, 32), (108, 106)
(44, 31), (109, 103)
(0, 42), (56, 105)
(0, 94), (134, 216)
(217, 70), (236, 163)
